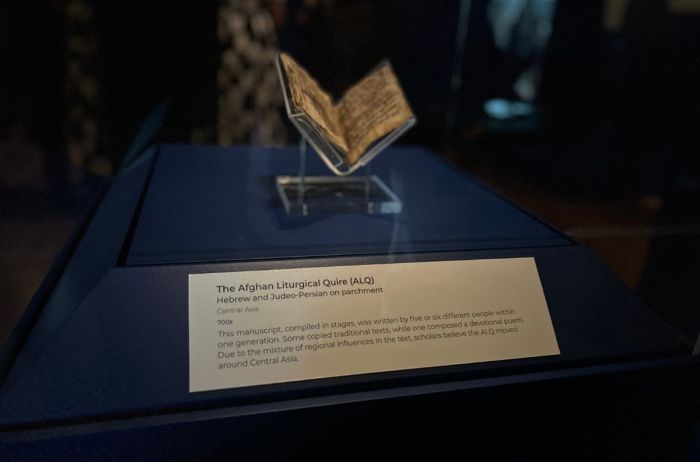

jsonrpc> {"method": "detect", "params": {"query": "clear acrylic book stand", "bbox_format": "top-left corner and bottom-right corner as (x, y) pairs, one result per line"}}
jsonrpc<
(275, 56), (408, 216)
(276, 138), (402, 216)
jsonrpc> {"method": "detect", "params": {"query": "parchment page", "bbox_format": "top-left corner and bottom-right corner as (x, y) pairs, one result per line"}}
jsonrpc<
(337, 62), (414, 165)
(279, 53), (348, 151)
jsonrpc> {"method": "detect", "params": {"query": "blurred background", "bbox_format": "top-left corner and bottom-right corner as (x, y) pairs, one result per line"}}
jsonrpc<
(1, 0), (699, 349)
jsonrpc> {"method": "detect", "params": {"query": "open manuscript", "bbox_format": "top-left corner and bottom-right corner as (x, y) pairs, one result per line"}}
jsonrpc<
(277, 53), (416, 176)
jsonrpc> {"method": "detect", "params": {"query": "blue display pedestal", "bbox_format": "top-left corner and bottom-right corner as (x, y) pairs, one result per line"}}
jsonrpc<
(0, 145), (696, 461)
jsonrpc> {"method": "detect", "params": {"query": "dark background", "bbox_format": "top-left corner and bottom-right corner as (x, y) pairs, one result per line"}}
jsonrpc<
(1, 0), (699, 377)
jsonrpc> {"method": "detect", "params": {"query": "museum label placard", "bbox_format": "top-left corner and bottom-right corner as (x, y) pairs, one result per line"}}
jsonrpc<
(188, 258), (559, 392)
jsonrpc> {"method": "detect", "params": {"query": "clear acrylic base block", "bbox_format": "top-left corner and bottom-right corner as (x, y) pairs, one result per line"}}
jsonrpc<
(276, 175), (402, 216)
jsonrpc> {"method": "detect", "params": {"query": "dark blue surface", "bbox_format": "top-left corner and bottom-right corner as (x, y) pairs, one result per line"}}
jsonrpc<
(0, 145), (691, 442)
(126, 145), (569, 265)
(0, 246), (690, 430)
(4, 151), (155, 372)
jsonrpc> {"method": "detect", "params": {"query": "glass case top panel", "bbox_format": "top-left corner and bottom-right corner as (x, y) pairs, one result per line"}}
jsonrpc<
(125, 145), (570, 266)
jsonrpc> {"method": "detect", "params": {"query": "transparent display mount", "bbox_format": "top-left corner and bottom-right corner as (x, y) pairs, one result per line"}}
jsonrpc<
(276, 54), (413, 216)
(275, 140), (402, 216)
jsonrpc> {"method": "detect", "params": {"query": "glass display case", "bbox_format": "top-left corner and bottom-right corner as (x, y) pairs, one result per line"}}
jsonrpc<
(1, 2), (698, 460)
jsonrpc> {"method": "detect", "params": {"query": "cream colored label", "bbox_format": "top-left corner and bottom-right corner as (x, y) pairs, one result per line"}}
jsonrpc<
(188, 258), (559, 392)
